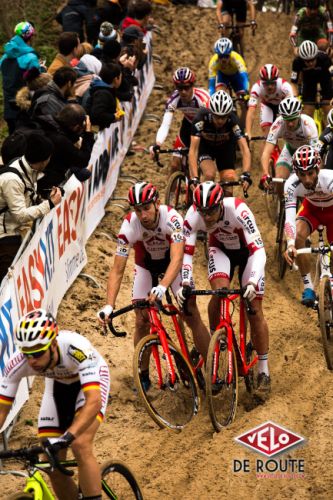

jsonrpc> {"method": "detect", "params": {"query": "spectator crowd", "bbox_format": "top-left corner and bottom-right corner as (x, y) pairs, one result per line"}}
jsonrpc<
(0, 0), (153, 283)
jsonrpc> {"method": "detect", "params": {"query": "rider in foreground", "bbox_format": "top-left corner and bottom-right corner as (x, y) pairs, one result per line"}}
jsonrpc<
(260, 96), (318, 194)
(179, 181), (271, 399)
(284, 145), (333, 306)
(189, 89), (251, 196)
(208, 38), (249, 127)
(0, 309), (110, 500)
(246, 64), (293, 147)
(98, 182), (210, 384)
(150, 67), (209, 176)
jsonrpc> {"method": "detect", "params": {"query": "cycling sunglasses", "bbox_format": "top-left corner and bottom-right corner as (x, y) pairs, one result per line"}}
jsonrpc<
(262, 80), (277, 86)
(218, 55), (230, 60)
(176, 84), (193, 90)
(21, 342), (51, 359)
(197, 205), (220, 216)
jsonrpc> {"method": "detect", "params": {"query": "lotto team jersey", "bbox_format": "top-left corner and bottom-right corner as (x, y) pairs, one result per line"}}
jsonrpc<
(266, 114), (318, 150)
(248, 78), (293, 107)
(116, 205), (184, 268)
(191, 108), (244, 146)
(182, 197), (266, 284)
(0, 331), (108, 406)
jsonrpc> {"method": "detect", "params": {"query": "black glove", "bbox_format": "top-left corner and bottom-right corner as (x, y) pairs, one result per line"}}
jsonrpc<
(189, 177), (200, 187)
(241, 172), (252, 186)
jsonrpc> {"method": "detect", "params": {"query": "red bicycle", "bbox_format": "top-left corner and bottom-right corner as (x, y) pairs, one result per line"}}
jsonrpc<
(186, 287), (257, 432)
(103, 293), (204, 431)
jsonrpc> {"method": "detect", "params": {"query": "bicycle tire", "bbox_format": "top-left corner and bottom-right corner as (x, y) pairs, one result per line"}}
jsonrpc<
(206, 329), (238, 432)
(276, 201), (287, 280)
(133, 335), (200, 431)
(318, 276), (333, 370)
(164, 171), (189, 215)
(244, 340), (258, 394)
(8, 495), (34, 500)
(101, 460), (144, 500)
(264, 158), (279, 225)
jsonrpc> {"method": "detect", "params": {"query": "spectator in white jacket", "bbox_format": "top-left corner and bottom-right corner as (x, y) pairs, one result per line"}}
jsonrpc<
(0, 132), (62, 283)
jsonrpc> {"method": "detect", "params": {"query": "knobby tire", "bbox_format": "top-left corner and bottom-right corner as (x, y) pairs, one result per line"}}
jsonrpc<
(101, 460), (144, 499)
(318, 276), (333, 370)
(264, 158), (279, 224)
(164, 171), (189, 215)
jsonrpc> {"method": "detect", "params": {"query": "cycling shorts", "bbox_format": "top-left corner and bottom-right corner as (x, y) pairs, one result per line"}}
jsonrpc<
(302, 74), (333, 103)
(276, 144), (294, 172)
(38, 365), (110, 438)
(173, 118), (191, 157)
(297, 198), (333, 242)
(216, 72), (249, 94)
(132, 264), (183, 300)
(207, 246), (265, 297)
(198, 142), (236, 171)
(297, 30), (327, 46)
(221, 0), (247, 22)
(260, 102), (279, 128)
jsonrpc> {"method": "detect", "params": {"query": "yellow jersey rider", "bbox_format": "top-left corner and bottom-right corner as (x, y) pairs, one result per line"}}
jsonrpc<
(208, 38), (249, 127)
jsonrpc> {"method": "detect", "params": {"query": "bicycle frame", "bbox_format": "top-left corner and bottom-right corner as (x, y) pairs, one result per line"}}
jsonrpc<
(214, 294), (257, 383)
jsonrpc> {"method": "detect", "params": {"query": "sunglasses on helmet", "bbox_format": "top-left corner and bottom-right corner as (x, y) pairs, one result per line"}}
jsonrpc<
(262, 80), (277, 86)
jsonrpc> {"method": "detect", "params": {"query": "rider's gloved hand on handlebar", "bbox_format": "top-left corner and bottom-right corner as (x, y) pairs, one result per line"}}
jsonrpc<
(97, 304), (113, 323)
(149, 144), (160, 159)
(243, 283), (257, 302)
(240, 171), (252, 187)
(176, 284), (192, 310)
(250, 20), (257, 29)
(289, 32), (297, 47)
(259, 174), (271, 190)
(149, 284), (166, 302)
(43, 431), (75, 452)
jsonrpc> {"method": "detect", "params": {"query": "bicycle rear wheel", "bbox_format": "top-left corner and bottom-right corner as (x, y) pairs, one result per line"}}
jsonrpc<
(318, 276), (333, 370)
(264, 159), (279, 224)
(133, 335), (200, 431)
(206, 329), (238, 432)
(165, 171), (189, 215)
(101, 460), (143, 499)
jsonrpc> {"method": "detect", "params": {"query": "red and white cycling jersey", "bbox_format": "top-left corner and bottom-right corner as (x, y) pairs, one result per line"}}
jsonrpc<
(266, 114), (318, 150)
(156, 87), (210, 144)
(182, 198), (266, 285)
(0, 331), (110, 407)
(116, 205), (184, 268)
(248, 78), (293, 107)
(284, 170), (333, 242)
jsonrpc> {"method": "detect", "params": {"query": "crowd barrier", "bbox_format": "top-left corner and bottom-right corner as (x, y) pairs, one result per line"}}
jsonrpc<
(0, 33), (155, 435)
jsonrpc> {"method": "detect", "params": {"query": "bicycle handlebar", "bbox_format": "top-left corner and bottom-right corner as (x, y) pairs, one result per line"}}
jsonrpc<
(220, 178), (249, 198)
(152, 147), (189, 167)
(0, 444), (74, 477)
(101, 299), (178, 337)
(296, 245), (333, 256)
(183, 287), (256, 316)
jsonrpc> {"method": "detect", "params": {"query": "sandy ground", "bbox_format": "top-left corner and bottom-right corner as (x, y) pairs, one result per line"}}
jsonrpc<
(1, 6), (333, 500)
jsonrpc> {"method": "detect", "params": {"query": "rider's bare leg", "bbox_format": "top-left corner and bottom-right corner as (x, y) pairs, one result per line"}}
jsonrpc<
(275, 164), (291, 198)
(295, 218), (312, 282)
(219, 168), (236, 196)
(200, 159), (217, 182)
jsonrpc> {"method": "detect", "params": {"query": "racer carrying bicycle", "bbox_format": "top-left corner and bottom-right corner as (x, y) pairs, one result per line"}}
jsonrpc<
(216, 0), (257, 47)
(98, 182), (210, 388)
(246, 64), (294, 146)
(317, 108), (333, 168)
(177, 181), (271, 399)
(189, 90), (252, 197)
(150, 67), (210, 176)
(290, 40), (333, 121)
(284, 145), (333, 307)
(0, 309), (110, 500)
(208, 38), (249, 127)
(289, 0), (333, 52)
(260, 96), (318, 193)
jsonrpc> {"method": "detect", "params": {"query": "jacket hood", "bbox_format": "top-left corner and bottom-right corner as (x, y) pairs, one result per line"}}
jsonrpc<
(3, 35), (35, 59)
(90, 77), (111, 91)
(15, 87), (32, 111)
(74, 60), (93, 77)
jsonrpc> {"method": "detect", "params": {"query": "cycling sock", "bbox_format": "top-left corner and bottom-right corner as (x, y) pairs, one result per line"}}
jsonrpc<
(302, 273), (313, 290)
(258, 354), (269, 375)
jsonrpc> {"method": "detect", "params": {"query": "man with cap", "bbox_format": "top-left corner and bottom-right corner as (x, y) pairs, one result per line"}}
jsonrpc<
(0, 133), (62, 283)
(0, 21), (42, 133)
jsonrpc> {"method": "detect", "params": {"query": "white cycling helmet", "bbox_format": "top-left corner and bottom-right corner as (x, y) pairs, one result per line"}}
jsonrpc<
(298, 40), (318, 60)
(292, 145), (320, 172)
(214, 38), (233, 56)
(278, 96), (302, 119)
(15, 309), (58, 353)
(327, 108), (333, 128)
(209, 90), (233, 116)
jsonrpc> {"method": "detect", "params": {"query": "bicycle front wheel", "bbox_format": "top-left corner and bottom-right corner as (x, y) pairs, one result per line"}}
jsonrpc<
(206, 329), (238, 432)
(165, 171), (189, 215)
(264, 159), (279, 224)
(133, 335), (200, 431)
(318, 276), (333, 370)
(101, 460), (143, 499)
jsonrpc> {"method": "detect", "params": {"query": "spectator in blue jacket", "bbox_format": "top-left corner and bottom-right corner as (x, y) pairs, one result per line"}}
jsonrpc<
(0, 22), (42, 134)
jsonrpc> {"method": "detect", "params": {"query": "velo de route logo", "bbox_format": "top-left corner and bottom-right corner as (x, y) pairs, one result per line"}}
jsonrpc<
(233, 421), (306, 479)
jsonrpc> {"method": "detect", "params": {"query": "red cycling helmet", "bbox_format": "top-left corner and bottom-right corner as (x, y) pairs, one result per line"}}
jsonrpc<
(193, 181), (224, 211)
(259, 64), (279, 82)
(128, 182), (159, 206)
(172, 67), (196, 86)
(292, 145), (320, 173)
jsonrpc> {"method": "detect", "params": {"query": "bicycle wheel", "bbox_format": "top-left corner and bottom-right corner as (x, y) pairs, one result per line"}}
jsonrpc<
(165, 171), (189, 215)
(101, 460), (144, 500)
(264, 159), (279, 224)
(133, 335), (200, 431)
(244, 340), (258, 394)
(318, 276), (333, 370)
(276, 201), (287, 279)
(206, 329), (238, 432)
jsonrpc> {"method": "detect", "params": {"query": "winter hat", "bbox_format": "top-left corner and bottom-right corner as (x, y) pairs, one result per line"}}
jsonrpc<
(81, 54), (102, 75)
(122, 26), (144, 42)
(99, 22), (117, 42)
(25, 133), (54, 164)
(102, 40), (121, 61)
(14, 21), (36, 41)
